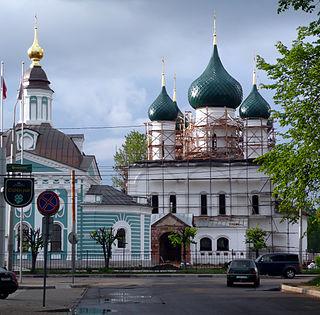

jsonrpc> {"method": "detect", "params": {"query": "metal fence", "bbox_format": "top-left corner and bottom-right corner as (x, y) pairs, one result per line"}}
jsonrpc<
(12, 250), (320, 271)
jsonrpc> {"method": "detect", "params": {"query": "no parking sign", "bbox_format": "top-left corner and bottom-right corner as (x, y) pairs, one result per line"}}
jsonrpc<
(37, 191), (60, 216)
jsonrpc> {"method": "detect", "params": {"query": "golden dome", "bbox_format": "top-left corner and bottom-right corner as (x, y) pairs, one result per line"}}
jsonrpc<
(27, 26), (44, 67)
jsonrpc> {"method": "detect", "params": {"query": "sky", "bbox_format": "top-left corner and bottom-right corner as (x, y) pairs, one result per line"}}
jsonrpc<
(0, 0), (314, 184)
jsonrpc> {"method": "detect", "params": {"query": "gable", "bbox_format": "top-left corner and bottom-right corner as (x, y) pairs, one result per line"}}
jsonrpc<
(152, 213), (190, 228)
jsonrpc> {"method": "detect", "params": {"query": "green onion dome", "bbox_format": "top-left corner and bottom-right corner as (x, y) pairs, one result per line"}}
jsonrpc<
(239, 84), (271, 119)
(188, 44), (243, 109)
(148, 86), (178, 121)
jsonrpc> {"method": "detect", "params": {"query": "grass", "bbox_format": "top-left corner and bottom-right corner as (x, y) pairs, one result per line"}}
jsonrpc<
(306, 276), (320, 287)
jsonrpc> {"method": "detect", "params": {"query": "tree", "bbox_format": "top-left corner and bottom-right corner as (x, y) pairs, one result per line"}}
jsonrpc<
(277, 0), (318, 14)
(168, 227), (197, 267)
(245, 227), (267, 258)
(23, 228), (44, 273)
(90, 227), (118, 269)
(256, 3), (320, 221)
(112, 130), (147, 192)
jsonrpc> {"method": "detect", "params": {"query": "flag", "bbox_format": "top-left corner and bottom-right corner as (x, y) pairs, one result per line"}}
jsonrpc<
(1, 77), (6, 100)
(17, 82), (23, 100)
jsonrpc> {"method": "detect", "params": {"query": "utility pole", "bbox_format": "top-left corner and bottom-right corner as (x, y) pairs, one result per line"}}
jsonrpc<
(71, 170), (76, 284)
(0, 147), (6, 266)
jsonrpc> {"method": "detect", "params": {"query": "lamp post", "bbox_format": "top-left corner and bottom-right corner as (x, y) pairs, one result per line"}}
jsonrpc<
(7, 99), (19, 271)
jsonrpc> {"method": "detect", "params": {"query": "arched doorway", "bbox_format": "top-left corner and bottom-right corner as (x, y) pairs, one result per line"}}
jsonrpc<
(159, 233), (181, 263)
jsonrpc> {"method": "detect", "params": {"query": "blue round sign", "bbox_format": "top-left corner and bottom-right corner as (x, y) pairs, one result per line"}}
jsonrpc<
(37, 191), (60, 216)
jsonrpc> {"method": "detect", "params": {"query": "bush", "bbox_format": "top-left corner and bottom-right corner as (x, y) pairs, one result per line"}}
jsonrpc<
(315, 256), (320, 268)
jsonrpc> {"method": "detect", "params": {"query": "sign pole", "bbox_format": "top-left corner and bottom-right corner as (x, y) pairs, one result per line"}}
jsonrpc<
(71, 170), (76, 284)
(42, 215), (49, 308)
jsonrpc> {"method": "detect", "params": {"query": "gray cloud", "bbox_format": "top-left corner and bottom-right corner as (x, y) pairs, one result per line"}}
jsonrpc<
(0, 0), (313, 182)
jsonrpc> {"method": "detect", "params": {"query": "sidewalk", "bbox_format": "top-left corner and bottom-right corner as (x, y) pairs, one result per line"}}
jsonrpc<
(281, 283), (320, 299)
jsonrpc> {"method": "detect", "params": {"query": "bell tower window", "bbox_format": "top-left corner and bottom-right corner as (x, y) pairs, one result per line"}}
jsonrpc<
(42, 97), (48, 120)
(30, 96), (37, 120)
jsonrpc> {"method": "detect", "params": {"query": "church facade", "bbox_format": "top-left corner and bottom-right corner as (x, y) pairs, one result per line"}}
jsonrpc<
(127, 23), (307, 264)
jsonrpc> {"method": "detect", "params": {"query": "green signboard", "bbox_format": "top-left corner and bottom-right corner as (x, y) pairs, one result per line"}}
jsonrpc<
(7, 164), (32, 173)
(4, 178), (35, 208)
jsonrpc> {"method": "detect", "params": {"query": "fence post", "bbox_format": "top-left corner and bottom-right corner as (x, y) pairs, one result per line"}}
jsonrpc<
(86, 250), (88, 270)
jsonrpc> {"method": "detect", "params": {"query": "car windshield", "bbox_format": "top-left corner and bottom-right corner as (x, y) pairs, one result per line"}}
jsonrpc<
(230, 260), (254, 268)
(0, 267), (7, 272)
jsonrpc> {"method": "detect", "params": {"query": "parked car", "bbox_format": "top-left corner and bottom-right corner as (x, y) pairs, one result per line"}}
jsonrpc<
(227, 259), (260, 287)
(0, 267), (18, 299)
(255, 253), (301, 279)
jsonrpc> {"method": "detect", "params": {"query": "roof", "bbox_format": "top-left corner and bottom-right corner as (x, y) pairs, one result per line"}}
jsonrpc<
(148, 86), (178, 121)
(23, 65), (53, 92)
(5, 123), (85, 170)
(85, 185), (140, 205)
(188, 44), (243, 109)
(239, 84), (271, 119)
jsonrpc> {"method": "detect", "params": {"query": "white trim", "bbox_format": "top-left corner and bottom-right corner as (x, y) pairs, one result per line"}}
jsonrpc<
(112, 220), (131, 252)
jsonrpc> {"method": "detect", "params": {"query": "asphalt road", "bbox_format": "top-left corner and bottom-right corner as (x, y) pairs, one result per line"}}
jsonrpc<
(0, 276), (319, 314)
(74, 277), (320, 315)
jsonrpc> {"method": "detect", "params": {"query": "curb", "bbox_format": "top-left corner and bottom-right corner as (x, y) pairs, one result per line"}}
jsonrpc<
(281, 284), (320, 299)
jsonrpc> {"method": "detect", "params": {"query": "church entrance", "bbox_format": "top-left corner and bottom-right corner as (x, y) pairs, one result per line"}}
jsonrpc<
(159, 232), (181, 263)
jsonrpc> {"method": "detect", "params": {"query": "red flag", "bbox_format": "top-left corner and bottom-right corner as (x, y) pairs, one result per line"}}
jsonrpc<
(1, 78), (6, 100)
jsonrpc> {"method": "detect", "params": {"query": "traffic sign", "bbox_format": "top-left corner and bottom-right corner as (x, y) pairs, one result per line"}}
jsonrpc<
(4, 178), (34, 207)
(68, 232), (78, 244)
(7, 163), (32, 173)
(37, 191), (60, 216)
(42, 216), (54, 240)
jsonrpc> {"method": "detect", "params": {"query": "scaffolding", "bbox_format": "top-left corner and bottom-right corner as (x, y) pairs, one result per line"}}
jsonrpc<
(146, 107), (275, 162)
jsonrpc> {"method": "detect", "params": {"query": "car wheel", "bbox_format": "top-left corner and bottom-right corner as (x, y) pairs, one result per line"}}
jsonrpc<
(0, 293), (9, 299)
(227, 280), (233, 287)
(284, 268), (295, 279)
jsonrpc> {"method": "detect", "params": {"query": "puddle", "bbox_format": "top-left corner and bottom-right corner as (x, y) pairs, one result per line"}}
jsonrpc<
(105, 292), (152, 304)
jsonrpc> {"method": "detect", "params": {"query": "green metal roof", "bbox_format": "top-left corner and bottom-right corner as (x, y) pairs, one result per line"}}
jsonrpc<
(148, 86), (178, 121)
(239, 84), (271, 119)
(188, 45), (243, 109)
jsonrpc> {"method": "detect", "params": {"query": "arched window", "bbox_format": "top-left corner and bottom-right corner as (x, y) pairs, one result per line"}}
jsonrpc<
(30, 96), (37, 120)
(212, 133), (217, 150)
(252, 195), (259, 214)
(16, 223), (29, 252)
(42, 97), (48, 120)
(117, 228), (126, 248)
(50, 224), (62, 252)
(200, 237), (212, 251)
(217, 237), (229, 251)
(201, 194), (207, 215)
(219, 194), (226, 215)
(151, 195), (159, 214)
(169, 195), (176, 213)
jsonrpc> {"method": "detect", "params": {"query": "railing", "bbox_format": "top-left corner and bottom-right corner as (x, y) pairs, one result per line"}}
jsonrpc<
(11, 250), (320, 271)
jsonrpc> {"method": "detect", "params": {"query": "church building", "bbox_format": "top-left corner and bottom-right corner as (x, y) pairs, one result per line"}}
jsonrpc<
(127, 21), (307, 264)
(4, 25), (151, 266)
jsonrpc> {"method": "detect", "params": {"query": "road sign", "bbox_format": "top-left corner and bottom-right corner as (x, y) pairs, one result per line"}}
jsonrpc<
(4, 178), (34, 207)
(68, 232), (78, 244)
(37, 191), (60, 216)
(7, 163), (32, 173)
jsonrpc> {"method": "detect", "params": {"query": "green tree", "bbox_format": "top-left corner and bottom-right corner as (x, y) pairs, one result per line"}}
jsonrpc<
(23, 228), (44, 273)
(277, 0), (318, 14)
(90, 227), (118, 269)
(245, 227), (267, 258)
(112, 130), (147, 192)
(256, 3), (320, 221)
(168, 227), (197, 267)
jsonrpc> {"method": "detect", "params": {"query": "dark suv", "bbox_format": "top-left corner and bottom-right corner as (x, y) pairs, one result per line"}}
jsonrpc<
(255, 253), (301, 279)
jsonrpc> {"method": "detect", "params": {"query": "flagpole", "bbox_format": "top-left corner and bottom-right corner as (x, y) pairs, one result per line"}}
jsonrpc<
(0, 61), (4, 148)
(19, 61), (25, 284)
